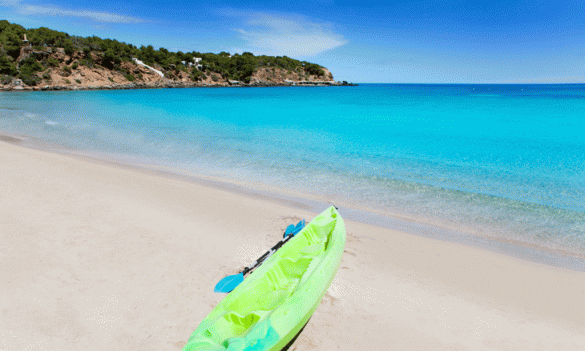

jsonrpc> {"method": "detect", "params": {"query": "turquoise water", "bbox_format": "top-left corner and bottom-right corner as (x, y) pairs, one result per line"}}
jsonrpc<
(1, 84), (585, 255)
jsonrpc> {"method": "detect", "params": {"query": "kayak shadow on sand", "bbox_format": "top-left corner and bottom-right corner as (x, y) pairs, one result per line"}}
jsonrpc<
(281, 318), (311, 351)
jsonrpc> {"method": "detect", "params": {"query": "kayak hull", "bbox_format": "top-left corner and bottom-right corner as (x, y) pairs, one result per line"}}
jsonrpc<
(183, 206), (346, 351)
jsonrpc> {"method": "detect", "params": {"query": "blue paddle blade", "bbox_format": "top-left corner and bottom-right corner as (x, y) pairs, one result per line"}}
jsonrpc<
(292, 220), (305, 235)
(214, 272), (244, 293)
(283, 224), (295, 238)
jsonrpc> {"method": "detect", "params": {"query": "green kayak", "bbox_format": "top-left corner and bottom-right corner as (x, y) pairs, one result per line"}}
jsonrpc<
(183, 206), (346, 351)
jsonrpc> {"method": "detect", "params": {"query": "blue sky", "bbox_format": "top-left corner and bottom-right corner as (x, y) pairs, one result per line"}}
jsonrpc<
(1, 0), (584, 83)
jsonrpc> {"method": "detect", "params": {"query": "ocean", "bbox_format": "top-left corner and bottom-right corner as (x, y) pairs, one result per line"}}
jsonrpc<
(2, 84), (584, 263)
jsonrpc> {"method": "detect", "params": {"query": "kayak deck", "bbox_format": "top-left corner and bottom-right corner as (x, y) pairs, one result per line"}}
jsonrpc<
(183, 206), (345, 351)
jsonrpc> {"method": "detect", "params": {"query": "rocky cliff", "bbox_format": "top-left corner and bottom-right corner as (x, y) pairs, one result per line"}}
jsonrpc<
(0, 21), (347, 91)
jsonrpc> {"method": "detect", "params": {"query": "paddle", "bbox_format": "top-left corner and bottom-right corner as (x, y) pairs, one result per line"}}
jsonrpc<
(285, 219), (304, 238)
(214, 220), (305, 293)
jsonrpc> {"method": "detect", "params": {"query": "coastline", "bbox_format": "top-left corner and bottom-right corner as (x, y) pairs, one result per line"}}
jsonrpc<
(2, 133), (585, 350)
(0, 80), (356, 92)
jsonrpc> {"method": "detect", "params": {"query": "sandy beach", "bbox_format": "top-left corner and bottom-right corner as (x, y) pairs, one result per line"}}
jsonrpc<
(2, 138), (585, 350)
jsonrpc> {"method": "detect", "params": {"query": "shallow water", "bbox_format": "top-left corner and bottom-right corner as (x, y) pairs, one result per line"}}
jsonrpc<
(2, 84), (584, 256)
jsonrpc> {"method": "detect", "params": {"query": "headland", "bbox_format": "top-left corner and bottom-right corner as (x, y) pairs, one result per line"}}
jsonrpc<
(0, 20), (356, 92)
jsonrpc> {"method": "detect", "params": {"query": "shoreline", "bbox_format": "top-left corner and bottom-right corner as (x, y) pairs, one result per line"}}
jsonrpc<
(1, 80), (358, 92)
(3, 129), (585, 272)
(2, 135), (585, 350)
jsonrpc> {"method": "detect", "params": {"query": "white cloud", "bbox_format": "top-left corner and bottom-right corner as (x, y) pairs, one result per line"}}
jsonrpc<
(1, 0), (143, 24)
(233, 13), (347, 57)
(0, 0), (19, 5)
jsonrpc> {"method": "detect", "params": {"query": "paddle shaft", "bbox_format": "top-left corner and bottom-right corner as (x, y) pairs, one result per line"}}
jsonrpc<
(242, 234), (294, 276)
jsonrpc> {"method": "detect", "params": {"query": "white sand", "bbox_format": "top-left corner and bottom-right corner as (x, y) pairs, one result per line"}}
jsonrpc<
(1, 140), (585, 350)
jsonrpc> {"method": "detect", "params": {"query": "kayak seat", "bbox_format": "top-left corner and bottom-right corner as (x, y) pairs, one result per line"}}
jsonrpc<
(258, 289), (290, 310)
(300, 226), (320, 245)
(223, 312), (260, 334)
(300, 243), (323, 256)
(198, 311), (262, 348)
(278, 257), (312, 277)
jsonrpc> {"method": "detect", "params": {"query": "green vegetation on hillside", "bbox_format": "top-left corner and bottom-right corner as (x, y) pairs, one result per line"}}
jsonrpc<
(0, 20), (327, 86)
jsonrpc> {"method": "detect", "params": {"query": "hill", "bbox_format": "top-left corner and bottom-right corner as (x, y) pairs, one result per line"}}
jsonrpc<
(0, 20), (345, 91)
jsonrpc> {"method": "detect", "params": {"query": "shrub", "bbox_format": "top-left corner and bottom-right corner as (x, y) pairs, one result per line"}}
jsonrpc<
(63, 66), (72, 74)
(124, 73), (135, 81)
(64, 79), (71, 84)
(2, 32), (22, 59)
(19, 57), (43, 73)
(19, 74), (42, 86)
(304, 63), (325, 76)
(75, 79), (81, 84)
(1, 75), (13, 85)
(102, 49), (121, 68)
(47, 57), (60, 67)
(18, 57), (44, 85)
(64, 43), (74, 56)
(78, 59), (93, 67)
(72, 62), (78, 69)
(42, 73), (51, 81)
(0, 56), (17, 76)
(190, 69), (206, 81)
(108, 77), (114, 82)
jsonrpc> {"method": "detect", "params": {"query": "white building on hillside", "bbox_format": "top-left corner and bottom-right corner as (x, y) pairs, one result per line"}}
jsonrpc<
(193, 58), (203, 70)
